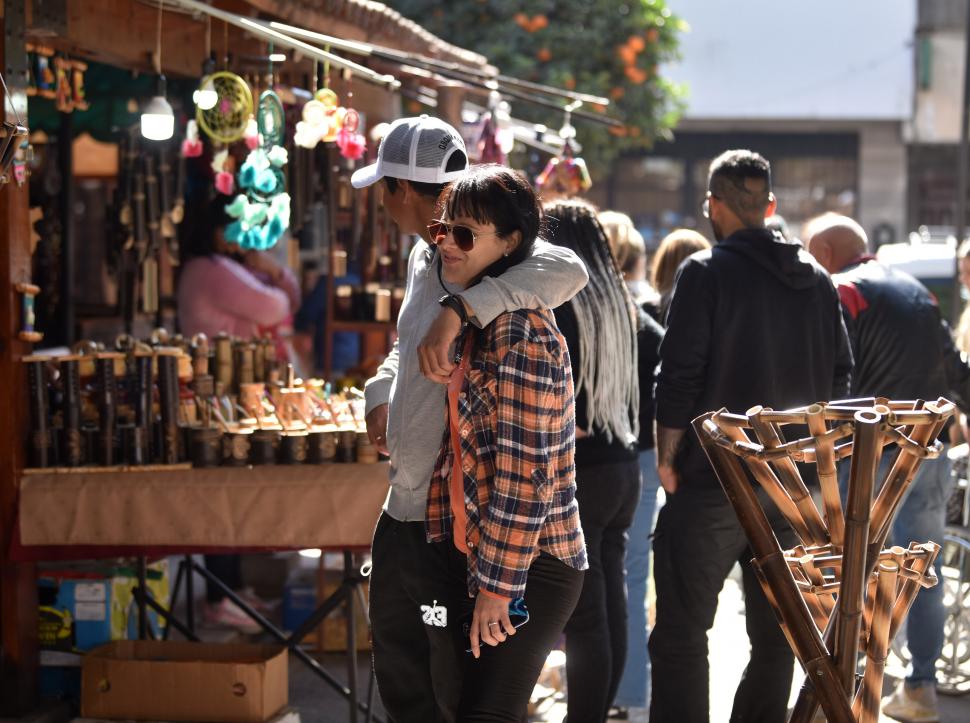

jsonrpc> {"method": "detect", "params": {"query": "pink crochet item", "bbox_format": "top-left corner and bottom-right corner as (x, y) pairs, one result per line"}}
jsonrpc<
(337, 126), (366, 160)
(181, 137), (203, 158)
(215, 171), (235, 196)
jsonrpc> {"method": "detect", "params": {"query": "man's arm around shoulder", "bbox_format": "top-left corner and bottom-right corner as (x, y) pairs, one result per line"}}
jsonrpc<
(418, 242), (589, 382)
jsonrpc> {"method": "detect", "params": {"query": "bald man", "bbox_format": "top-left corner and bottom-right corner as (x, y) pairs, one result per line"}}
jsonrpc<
(806, 212), (970, 723)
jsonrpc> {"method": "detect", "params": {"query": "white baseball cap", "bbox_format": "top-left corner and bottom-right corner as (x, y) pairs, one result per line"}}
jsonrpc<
(351, 115), (468, 189)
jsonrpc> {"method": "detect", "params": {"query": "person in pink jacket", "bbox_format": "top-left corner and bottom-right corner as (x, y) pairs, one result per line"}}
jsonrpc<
(177, 198), (300, 342)
(176, 196), (300, 632)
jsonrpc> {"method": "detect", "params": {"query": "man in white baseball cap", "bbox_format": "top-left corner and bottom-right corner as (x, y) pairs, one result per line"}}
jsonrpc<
(351, 114), (467, 190)
(359, 116), (590, 721)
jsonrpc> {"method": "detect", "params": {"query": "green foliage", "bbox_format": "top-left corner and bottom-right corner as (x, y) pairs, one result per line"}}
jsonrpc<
(386, 0), (687, 177)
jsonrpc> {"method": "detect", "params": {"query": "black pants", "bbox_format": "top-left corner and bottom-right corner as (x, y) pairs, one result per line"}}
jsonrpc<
(564, 458), (641, 723)
(648, 485), (796, 723)
(369, 512), (584, 723)
(203, 554), (243, 603)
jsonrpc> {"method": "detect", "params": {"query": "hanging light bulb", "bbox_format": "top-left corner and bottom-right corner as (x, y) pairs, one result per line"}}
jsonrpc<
(141, 0), (173, 141)
(142, 77), (174, 141)
(193, 76), (218, 110)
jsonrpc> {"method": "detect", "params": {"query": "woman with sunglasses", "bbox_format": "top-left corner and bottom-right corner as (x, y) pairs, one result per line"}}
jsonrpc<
(423, 164), (587, 720)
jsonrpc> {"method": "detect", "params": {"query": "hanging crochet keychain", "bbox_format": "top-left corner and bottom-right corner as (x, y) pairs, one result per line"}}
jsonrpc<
(337, 71), (366, 160)
(476, 91), (508, 165)
(535, 100), (592, 198)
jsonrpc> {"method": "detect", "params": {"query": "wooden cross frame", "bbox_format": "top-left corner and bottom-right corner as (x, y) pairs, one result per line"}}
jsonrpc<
(693, 397), (954, 723)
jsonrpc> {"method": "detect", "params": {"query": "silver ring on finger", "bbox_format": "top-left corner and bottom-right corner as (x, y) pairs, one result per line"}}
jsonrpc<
(488, 621), (500, 627)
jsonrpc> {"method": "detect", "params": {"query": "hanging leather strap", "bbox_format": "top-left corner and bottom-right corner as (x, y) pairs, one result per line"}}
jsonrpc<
(447, 333), (477, 555)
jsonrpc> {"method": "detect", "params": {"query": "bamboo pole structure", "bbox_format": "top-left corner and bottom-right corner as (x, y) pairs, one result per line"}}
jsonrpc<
(695, 398), (951, 723)
(807, 404), (845, 547)
(694, 412), (854, 723)
(746, 406), (829, 545)
(834, 410), (882, 693)
(791, 402), (951, 723)
(852, 561), (898, 723)
(889, 542), (941, 642)
(790, 550), (831, 633)
(795, 550), (836, 629)
(720, 423), (819, 545)
(870, 400), (952, 544)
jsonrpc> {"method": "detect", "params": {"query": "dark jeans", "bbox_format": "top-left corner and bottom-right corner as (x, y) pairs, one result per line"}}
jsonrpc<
(369, 512), (584, 723)
(203, 554), (243, 603)
(564, 458), (641, 723)
(649, 485), (796, 723)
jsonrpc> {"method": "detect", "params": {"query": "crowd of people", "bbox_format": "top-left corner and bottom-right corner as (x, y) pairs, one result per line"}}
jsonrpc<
(352, 116), (969, 723)
(181, 111), (965, 722)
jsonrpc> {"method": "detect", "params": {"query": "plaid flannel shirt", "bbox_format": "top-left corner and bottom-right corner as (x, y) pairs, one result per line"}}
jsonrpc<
(426, 308), (587, 600)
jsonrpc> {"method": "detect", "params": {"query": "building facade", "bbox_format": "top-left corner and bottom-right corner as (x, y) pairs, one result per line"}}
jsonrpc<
(590, 0), (916, 248)
(908, 0), (969, 232)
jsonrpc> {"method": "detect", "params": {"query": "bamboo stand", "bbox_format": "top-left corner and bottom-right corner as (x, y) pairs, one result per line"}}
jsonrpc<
(693, 397), (952, 723)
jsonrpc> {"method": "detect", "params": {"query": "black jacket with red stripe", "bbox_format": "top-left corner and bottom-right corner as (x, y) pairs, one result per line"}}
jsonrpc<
(833, 258), (970, 410)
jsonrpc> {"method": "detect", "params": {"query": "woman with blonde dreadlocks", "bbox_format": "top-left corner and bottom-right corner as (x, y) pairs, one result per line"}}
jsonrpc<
(546, 199), (641, 723)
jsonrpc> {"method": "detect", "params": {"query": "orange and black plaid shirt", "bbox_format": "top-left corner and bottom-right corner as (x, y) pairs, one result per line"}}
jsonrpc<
(426, 308), (587, 600)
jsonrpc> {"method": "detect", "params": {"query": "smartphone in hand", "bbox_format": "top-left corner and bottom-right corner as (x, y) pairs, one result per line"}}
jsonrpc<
(462, 598), (529, 653)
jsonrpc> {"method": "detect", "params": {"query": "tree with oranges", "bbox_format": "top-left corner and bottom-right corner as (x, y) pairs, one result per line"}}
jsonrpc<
(388, 0), (686, 177)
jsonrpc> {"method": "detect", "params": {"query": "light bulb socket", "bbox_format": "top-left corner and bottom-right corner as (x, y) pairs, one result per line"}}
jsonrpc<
(202, 53), (217, 77)
(141, 75), (174, 141)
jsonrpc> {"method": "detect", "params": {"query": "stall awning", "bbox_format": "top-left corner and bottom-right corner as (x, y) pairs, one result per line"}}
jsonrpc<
(168, 0), (619, 127)
(242, 0), (490, 70)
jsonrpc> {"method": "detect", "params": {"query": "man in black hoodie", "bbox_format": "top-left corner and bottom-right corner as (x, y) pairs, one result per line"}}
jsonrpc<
(650, 150), (853, 722)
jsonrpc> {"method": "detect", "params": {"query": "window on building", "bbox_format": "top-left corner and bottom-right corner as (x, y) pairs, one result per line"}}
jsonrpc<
(611, 156), (689, 249)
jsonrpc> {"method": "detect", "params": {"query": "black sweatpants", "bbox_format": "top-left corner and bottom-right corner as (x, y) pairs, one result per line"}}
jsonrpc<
(563, 458), (641, 723)
(648, 485), (797, 723)
(369, 512), (584, 723)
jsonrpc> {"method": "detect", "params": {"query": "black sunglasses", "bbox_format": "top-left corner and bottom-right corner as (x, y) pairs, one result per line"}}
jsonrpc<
(427, 219), (501, 252)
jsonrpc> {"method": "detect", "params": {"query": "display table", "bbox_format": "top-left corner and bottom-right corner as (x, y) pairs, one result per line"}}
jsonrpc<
(18, 463), (389, 550)
(14, 463), (391, 723)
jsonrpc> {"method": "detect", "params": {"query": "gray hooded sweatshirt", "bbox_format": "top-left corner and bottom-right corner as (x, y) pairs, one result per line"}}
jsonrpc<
(364, 238), (589, 521)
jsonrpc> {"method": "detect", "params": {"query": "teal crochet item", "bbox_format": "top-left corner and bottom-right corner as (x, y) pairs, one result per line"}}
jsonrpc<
(226, 142), (290, 250)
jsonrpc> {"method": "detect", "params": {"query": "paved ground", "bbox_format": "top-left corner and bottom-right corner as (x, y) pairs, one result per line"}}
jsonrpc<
(291, 562), (970, 722)
(13, 552), (967, 722)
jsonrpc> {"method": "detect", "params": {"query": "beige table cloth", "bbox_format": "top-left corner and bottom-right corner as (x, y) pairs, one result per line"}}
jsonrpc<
(19, 464), (390, 549)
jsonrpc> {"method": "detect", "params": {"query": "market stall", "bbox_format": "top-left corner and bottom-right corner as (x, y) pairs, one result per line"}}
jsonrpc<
(0, 1), (620, 718)
(0, 0), (483, 717)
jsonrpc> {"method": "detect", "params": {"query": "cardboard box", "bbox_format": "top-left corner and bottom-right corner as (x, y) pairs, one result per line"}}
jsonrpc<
(81, 641), (287, 722)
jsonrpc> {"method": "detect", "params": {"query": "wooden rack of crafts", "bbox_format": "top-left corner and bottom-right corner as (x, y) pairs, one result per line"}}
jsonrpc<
(22, 329), (376, 474)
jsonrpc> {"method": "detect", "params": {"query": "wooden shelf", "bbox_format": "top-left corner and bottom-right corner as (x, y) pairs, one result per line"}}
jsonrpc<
(330, 320), (397, 333)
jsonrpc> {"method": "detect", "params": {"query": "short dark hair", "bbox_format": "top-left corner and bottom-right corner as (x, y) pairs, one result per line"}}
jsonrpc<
(183, 195), (233, 258)
(708, 149), (772, 227)
(383, 150), (468, 198)
(438, 164), (542, 280)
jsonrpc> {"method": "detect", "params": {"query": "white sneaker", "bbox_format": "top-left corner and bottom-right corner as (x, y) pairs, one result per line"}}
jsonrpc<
(882, 680), (940, 723)
(203, 598), (262, 635)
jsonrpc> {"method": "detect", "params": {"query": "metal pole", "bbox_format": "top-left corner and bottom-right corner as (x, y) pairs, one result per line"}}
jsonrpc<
(137, 556), (148, 640)
(952, 2), (970, 323)
(165, 0), (398, 89)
